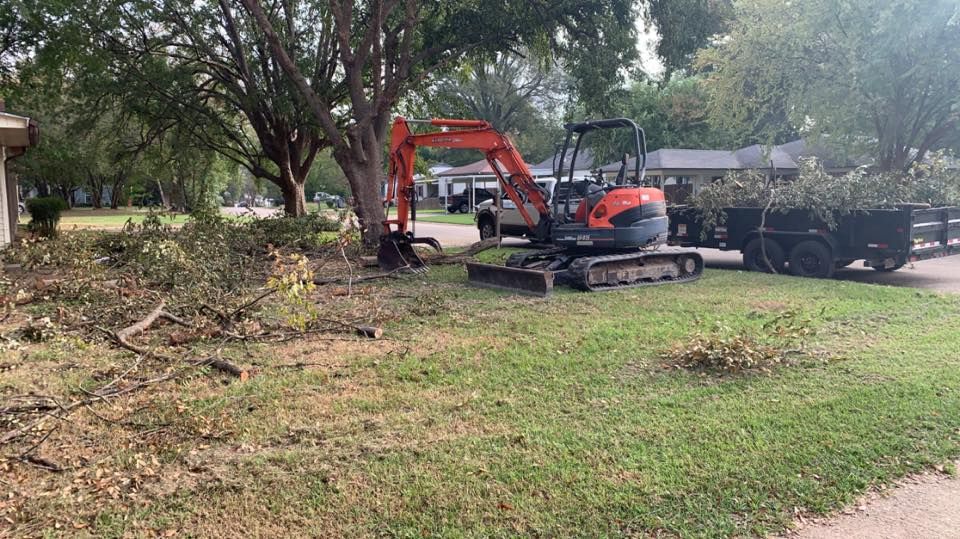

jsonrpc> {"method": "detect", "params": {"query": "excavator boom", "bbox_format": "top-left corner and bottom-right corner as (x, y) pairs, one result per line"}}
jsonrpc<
(379, 117), (552, 274)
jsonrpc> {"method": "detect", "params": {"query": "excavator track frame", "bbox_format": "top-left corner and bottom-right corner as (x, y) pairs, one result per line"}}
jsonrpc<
(467, 247), (704, 295)
(564, 249), (703, 291)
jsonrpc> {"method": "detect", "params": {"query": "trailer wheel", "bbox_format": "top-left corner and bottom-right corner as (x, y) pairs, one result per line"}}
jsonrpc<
(788, 241), (834, 278)
(872, 263), (905, 272)
(743, 238), (786, 273)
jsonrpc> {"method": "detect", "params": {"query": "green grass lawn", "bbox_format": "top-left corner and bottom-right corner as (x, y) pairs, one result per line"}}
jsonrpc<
(9, 249), (960, 537)
(20, 208), (192, 228)
(413, 209), (477, 225)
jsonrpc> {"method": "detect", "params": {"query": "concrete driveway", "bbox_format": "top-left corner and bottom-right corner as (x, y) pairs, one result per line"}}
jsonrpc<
(694, 248), (960, 294)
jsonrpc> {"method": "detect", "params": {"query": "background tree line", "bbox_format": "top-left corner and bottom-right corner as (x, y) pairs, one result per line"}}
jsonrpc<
(1, 0), (957, 245)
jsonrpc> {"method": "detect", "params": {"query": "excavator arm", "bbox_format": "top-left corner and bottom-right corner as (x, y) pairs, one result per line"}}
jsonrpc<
(379, 118), (554, 272)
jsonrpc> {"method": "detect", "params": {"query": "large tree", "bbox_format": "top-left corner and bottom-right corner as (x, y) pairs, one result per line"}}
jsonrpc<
(642, 0), (733, 76)
(620, 76), (761, 151)
(698, 0), (960, 172)
(239, 0), (637, 246)
(420, 53), (568, 165)
(70, 0), (334, 216)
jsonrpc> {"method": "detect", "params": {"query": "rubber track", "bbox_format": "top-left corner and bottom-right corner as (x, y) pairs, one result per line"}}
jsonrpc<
(565, 251), (703, 291)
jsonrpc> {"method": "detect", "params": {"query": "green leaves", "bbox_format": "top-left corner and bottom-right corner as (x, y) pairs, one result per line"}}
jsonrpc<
(691, 155), (960, 237)
(699, 0), (960, 171)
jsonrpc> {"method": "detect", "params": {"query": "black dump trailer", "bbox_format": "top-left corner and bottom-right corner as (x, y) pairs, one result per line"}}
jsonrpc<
(667, 205), (960, 278)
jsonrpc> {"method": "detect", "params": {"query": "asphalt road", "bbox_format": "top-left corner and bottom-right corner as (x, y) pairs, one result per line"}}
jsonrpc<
(412, 220), (960, 294)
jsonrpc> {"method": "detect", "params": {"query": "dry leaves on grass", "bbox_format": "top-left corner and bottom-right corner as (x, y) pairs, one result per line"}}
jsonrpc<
(665, 309), (821, 374)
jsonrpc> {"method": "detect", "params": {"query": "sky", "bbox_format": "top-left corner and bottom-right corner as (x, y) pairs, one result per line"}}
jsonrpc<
(637, 18), (666, 79)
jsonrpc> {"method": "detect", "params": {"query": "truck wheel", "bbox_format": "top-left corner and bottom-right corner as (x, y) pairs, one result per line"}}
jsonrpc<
(743, 238), (786, 273)
(872, 263), (904, 272)
(478, 217), (496, 240)
(788, 241), (834, 278)
(459, 201), (469, 214)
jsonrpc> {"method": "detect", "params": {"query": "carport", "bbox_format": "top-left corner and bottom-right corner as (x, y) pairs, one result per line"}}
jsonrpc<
(0, 108), (40, 248)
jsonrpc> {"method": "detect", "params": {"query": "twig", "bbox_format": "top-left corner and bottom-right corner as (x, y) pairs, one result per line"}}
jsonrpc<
(758, 193), (778, 274)
(116, 301), (166, 343)
(313, 267), (405, 285)
(159, 311), (192, 327)
(19, 455), (63, 472)
(339, 242), (354, 297)
(227, 288), (276, 322)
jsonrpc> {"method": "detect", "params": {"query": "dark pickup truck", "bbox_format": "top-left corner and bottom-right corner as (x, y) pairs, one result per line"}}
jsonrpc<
(667, 205), (960, 278)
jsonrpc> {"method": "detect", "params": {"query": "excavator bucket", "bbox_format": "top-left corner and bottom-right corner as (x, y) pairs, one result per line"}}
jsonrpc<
(465, 262), (555, 297)
(377, 231), (443, 272)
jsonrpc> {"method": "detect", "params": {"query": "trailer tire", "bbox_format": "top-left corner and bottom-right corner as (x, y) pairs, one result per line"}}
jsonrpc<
(743, 238), (786, 273)
(788, 241), (835, 279)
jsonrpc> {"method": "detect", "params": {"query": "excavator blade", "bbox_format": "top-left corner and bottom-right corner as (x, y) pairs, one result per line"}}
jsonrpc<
(465, 262), (555, 297)
(377, 231), (442, 273)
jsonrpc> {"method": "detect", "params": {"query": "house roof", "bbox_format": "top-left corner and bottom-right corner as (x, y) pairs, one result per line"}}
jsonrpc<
(596, 139), (857, 174)
(0, 112), (39, 149)
(733, 144), (798, 170)
(599, 149), (744, 173)
(531, 148), (595, 173)
(436, 159), (496, 177)
(437, 157), (538, 177)
(776, 139), (866, 169)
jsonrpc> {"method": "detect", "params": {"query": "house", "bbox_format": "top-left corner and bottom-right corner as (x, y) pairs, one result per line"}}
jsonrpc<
(529, 148), (596, 178)
(411, 163), (453, 200)
(597, 138), (863, 203)
(0, 107), (39, 248)
(415, 150), (596, 209)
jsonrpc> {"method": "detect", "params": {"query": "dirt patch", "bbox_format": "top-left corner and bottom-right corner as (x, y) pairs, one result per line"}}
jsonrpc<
(778, 463), (960, 538)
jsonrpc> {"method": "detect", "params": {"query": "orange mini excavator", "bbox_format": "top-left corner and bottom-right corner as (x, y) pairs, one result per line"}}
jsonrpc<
(378, 117), (703, 295)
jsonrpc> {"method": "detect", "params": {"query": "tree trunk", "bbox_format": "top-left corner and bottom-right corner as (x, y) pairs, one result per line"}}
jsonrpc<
(280, 179), (306, 216)
(110, 172), (126, 209)
(87, 173), (103, 209)
(156, 179), (170, 209)
(335, 149), (386, 249)
(275, 162), (308, 216)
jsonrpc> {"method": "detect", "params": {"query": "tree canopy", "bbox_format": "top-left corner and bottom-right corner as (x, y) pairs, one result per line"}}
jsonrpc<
(240, 0), (639, 245)
(698, 0), (960, 172)
(418, 53), (567, 166)
(642, 0), (733, 76)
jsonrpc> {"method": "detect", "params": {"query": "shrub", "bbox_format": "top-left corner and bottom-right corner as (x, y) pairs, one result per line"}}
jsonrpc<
(26, 197), (68, 237)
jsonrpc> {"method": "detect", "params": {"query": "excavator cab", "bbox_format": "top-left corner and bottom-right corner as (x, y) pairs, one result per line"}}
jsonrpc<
(549, 118), (669, 251)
